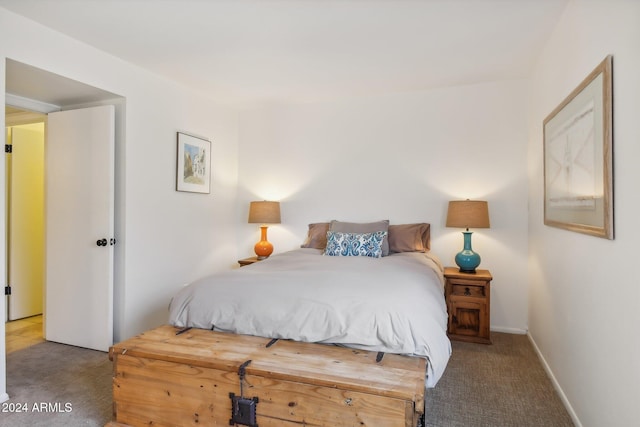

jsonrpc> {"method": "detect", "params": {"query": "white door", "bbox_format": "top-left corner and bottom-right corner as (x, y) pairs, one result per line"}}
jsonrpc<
(44, 105), (115, 352)
(7, 124), (45, 320)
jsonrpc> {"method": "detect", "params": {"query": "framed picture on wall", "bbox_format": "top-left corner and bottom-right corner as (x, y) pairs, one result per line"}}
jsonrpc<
(176, 132), (211, 194)
(543, 55), (613, 239)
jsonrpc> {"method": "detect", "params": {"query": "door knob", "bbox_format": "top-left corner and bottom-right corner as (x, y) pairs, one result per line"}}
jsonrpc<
(96, 238), (108, 247)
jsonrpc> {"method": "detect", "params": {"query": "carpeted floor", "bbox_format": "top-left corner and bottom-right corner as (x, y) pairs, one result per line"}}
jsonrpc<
(424, 333), (574, 426)
(1, 332), (574, 426)
(1, 341), (112, 427)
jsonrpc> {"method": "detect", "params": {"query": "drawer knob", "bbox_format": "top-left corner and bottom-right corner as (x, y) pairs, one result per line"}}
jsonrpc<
(464, 287), (471, 296)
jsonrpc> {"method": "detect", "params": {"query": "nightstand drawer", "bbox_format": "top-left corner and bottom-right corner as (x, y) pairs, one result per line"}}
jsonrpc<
(450, 284), (485, 298)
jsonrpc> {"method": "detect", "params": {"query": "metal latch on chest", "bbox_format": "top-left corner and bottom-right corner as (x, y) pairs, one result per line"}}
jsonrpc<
(229, 359), (259, 427)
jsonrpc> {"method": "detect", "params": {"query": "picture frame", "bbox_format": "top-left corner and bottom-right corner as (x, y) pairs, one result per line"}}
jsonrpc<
(543, 55), (613, 239)
(176, 132), (211, 194)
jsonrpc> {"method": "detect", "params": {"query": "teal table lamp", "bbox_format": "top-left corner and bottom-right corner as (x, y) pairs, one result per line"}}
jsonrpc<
(446, 200), (490, 273)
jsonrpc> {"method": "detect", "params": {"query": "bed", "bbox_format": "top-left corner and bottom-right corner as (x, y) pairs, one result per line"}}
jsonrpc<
(109, 221), (452, 427)
(169, 221), (451, 388)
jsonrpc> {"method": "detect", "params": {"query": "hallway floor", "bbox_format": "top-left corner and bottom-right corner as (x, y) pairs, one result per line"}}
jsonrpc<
(5, 315), (44, 354)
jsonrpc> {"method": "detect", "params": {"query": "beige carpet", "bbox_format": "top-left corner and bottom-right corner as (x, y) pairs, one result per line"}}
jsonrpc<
(424, 332), (574, 426)
(2, 332), (573, 426)
(1, 341), (111, 427)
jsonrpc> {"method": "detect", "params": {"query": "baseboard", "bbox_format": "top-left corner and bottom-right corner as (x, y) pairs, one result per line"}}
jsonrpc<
(0, 392), (9, 403)
(527, 332), (583, 427)
(490, 326), (527, 334)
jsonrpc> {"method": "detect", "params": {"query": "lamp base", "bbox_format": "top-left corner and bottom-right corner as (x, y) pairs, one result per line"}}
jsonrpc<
(455, 251), (480, 274)
(254, 240), (273, 259)
(254, 226), (273, 259)
(454, 231), (481, 274)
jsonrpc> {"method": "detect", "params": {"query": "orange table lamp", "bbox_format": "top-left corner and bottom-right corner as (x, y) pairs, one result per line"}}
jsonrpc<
(248, 201), (281, 259)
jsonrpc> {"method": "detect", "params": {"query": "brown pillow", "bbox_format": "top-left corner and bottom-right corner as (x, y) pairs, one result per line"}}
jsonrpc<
(300, 223), (330, 249)
(330, 220), (390, 256)
(388, 223), (430, 253)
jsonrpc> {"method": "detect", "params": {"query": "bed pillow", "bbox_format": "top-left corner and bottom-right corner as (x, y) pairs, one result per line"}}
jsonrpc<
(388, 223), (431, 253)
(324, 231), (388, 258)
(300, 222), (331, 249)
(330, 220), (390, 256)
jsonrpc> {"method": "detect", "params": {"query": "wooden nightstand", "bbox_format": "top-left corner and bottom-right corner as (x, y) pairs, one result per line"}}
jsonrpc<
(443, 267), (492, 344)
(237, 256), (261, 267)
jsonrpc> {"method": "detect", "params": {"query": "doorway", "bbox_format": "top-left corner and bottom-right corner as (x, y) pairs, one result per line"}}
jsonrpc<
(4, 108), (46, 353)
(1, 59), (126, 405)
(5, 110), (46, 321)
(3, 59), (125, 353)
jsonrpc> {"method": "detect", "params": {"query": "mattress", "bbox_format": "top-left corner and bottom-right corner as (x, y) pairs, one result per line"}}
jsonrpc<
(169, 248), (451, 387)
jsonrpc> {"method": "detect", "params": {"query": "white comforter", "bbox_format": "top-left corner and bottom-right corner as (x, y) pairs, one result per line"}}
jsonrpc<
(169, 248), (451, 387)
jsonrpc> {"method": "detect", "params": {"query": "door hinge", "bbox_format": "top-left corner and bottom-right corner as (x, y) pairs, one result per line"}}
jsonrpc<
(5, 144), (12, 153)
(4, 286), (11, 296)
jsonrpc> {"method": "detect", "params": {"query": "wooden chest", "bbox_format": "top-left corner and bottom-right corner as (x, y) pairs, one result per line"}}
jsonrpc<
(108, 325), (426, 427)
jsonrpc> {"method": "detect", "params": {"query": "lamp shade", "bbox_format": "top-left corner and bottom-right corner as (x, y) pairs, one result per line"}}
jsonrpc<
(446, 200), (490, 230)
(248, 201), (281, 224)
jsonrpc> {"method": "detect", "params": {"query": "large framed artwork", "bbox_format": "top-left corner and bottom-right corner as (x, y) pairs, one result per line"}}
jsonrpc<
(543, 55), (613, 239)
(176, 132), (211, 194)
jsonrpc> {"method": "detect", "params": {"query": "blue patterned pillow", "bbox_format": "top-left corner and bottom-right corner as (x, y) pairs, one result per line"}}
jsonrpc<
(324, 231), (388, 258)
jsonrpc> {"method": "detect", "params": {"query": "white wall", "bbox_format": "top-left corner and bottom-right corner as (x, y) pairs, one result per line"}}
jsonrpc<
(238, 80), (530, 334)
(527, 1), (640, 426)
(0, 7), (240, 400)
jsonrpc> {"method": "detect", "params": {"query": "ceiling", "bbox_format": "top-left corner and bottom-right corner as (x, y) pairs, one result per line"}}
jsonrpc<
(1, 0), (569, 108)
